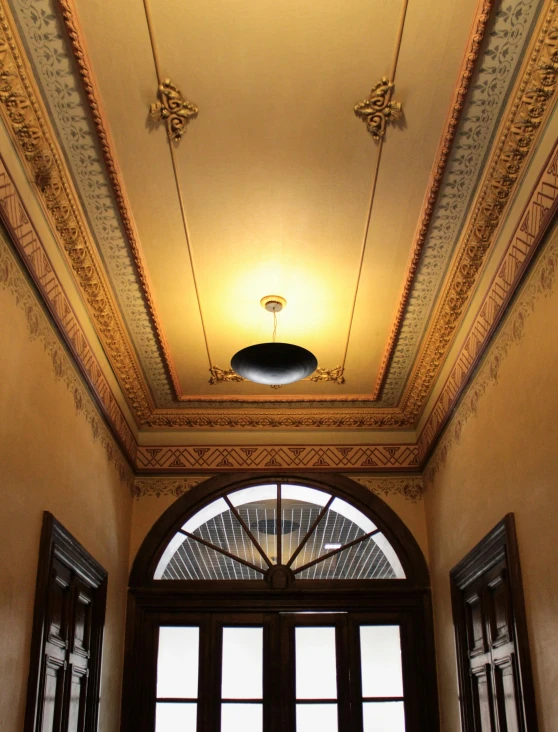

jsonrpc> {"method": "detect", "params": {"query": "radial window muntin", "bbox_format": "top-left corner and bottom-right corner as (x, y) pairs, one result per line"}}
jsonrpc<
(154, 483), (406, 582)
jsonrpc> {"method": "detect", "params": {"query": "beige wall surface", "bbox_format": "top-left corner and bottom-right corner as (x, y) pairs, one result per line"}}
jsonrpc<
(0, 236), (133, 732)
(424, 225), (558, 730)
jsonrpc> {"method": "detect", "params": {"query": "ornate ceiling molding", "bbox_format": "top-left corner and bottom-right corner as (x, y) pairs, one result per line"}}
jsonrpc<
(10, 0), (509, 411)
(419, 142), (558, 459)
(354, 77), (403, 140)
(149, 78), (198, 142)
(133, 476), (206, 499)
(135, 444), (420, 472)
(0, 157), (137, 461)
(401, 0), (558, 420)
(371, 0), (493, 399)
(0, 2), (155, 423)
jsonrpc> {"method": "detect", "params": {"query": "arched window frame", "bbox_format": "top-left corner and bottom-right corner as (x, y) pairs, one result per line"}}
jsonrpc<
(130, 473), (429, 588)
(124, 473), (439, 732)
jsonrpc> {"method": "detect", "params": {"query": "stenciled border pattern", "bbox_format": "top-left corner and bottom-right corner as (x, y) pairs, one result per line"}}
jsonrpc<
(0, 156), (137, 461)
(0, 2), (155, 423)
(132, 474), (424, 502)
(0, 224), (133, 486)
(135, 444), (420, 472)
(419, 141), (558, 458)
(424, 207), (558, 485)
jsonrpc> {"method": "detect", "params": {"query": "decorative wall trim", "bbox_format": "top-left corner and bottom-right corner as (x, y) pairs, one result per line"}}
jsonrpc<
(0, 226), (133, 487)
(352, 476), (424, 503)
(0, 2), (155, 423)
(0, 157), (137, 462)
(133, 477), (207, 500)
(135, 444), (420, 472)
(131, 474), (423, 502)
(419, 142), (558, 458)
(401, 0), (558, 420)
(424, 210), (558, 485)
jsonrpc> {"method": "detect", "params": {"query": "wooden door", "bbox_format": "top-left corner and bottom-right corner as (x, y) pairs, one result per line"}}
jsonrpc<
(25, 514), (107, 732)
(451, 514), (538, 731)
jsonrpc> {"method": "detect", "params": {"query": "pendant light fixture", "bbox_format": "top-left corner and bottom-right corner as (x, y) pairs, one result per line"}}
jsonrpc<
(231, 296), (317, 386)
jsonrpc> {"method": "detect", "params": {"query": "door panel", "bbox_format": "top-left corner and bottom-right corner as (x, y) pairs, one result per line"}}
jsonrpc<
(451, 515), (539, 732)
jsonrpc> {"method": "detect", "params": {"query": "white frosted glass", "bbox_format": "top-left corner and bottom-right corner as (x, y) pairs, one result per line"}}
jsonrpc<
(296, 704), (338, 732)
(281, 484), (331, 506)
(372, 533), (406, 578)
(156, 703), (197, 732)
(221, 628), (263, 699)
(229, 485), (277, 506)
(295, 627), (337, 699)
(221, 703), (262, 731)
(330, 498), (376, 534)
(363, 702), (405, 731)
(157, 627), (199, 698)
(154, 533), (187, 579)
(360, 626), (403, 697)
(183, 498), (228, 533)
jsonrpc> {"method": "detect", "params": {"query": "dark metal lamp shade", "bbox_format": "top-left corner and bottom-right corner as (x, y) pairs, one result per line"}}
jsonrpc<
(231, 342), (317, 386)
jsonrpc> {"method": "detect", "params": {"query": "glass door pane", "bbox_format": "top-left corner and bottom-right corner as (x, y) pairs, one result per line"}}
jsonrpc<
(363, 701), (405, 731)
(295, 626), (338, 731)
(295, 627), (337, 698)
(360, 625), (403, 697)
(156, 627), (199, 732)
(221, 627), (263, 732)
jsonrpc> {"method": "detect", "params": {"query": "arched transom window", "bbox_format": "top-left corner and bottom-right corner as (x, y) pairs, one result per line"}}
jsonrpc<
(154, 482), (405, 584)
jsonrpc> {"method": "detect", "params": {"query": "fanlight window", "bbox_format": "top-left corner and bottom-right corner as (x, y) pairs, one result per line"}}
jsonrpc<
(155, 483), (405, 582)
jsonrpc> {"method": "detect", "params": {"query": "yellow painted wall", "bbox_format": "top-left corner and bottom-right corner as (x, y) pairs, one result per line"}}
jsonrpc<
(0, 236), (133, 732)
(424, 226), (558, 730)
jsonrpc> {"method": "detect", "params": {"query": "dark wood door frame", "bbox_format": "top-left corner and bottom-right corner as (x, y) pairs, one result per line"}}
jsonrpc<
(24, 512), (108, 732)
(450, 513), (538, 731)
(123, 472), (440, 731)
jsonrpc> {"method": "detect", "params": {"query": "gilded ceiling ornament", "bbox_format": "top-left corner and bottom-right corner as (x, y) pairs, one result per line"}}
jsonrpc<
(354, 77), (402, 140)
(309, 366), (345, 384)
(150, 79), (198, 142)
(208, 366), (245, 385)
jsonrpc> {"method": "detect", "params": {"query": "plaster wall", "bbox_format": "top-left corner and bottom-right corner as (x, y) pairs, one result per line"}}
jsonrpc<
(0, 238), (133, 732)
(424, 227), (558, 730)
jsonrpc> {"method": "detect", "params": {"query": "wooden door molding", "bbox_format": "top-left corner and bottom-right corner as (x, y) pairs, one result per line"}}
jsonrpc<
(450, 513), (538, 731)
(24, 512), (108, 732)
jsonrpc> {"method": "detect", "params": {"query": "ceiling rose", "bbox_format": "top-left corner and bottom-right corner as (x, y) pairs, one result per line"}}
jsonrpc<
(231, 297), (317, 386)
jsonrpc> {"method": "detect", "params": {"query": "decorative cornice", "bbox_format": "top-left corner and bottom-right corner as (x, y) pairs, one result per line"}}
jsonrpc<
(401, 1), (558, 420)
(149, 78), (198, 142)
(0, 3), (154, 423)
(0, 226), (133, 487)
(372, 0), (493, 399)
(133, 476), (206, 500)
(135, 444), (420, 472)
(352, 476), (423, 503)
(0, 157), (137, 462)
(354, 77), (403, 140)
(419, 142), (558, 460)
(55, 0), (183, 401)
(424, 204), (558, 486)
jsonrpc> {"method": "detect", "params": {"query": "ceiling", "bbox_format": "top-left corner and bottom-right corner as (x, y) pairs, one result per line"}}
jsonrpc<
(0, 0), (557, 468)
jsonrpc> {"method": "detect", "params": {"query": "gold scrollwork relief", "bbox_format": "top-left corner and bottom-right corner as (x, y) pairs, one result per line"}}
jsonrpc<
(309, 366), (345, 384)
(354, 77), (403, 140)
(150, 78), (198, 142)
